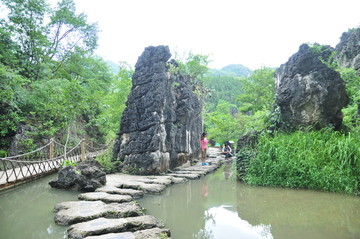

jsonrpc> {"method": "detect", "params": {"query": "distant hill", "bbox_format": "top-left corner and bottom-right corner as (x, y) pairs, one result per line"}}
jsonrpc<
(209, 64), (252, 77)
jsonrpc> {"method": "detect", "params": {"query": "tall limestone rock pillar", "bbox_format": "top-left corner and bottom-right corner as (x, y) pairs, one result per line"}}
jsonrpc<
(113, 46), (203, 174)
(335, 28), (360, 73)
(335, 28), (360, 122)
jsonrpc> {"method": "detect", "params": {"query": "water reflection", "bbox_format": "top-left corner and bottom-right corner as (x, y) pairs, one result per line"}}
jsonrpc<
(0, 174), (79, 239)
(222, 162), (232, 180)
(1, 164), (358, 239)
(197, 206), (273, 239)
(236, 183), (360, 239)
(138, 162), (360, 239)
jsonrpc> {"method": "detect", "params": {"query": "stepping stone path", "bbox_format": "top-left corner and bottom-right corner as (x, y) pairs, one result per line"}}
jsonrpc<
(53, 147), (227, 239)
(54, 201), (144, 225)
(78, 192), (133, 203)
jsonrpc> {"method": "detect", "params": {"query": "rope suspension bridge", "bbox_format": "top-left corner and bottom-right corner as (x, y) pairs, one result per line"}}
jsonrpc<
(0, 139), (110, 190)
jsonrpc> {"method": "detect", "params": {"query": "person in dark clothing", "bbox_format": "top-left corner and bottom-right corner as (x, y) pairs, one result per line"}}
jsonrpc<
(221, 144), (233, 159)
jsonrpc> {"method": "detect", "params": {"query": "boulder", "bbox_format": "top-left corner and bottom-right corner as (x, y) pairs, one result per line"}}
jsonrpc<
(275, 44), (349, 130)
(49, 159), (106, 191)
(113, 45), (203, 174)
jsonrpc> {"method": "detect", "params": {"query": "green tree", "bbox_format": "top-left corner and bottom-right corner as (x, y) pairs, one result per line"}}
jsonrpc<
(0, 63), (27, 148)
(204, 74), (243, 112)
(23, 78), (86, 136)
(0, 0), (98, 81)
(20, 55), (116, 141)
(338, 67), (360, 126)
(180, 53), (210, 80)
(172, 51), (211, 95)
(0, 0), (105, 148)
(0, 25), (21, 69)
(205, 100), (240, 144)
(237, 67), (275, 114)
(96, 62), (133, 139)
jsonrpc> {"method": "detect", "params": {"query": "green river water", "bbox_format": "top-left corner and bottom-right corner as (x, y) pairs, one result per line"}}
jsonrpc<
(0, 163), (359, 239)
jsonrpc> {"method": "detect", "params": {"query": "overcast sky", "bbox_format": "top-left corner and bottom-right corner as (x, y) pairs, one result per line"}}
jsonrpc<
(73, 0), (360, 70)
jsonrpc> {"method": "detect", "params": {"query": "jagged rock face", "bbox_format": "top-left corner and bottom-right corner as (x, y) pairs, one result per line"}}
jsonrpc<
(335, 28), (360, 73)
(8, 124), (39, 156)
(113, 45), (202, 174)
(275, 44), (349, 130)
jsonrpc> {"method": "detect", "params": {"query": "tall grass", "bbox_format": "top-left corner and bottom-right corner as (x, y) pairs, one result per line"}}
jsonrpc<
(243, 129), (360, 194)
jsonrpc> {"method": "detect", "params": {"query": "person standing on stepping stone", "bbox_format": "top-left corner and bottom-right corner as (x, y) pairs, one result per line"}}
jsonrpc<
(200, 132), (208, 166)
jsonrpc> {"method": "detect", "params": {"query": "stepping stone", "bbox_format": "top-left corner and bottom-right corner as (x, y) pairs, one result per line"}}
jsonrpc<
(54, 201), (144, 225)
(135, 176), (174, 186)
(184, 164), (219, 173)
(67, 215), (162, 239)
(106, 174), (168, 194)
(166, 173), (200, 180)
(96, 186), (144, 198)
(172, 170), (207, 176)
(120, 182), (167, 194)
(83, 228), (171, 239)
(169, 176), (188, 184)
(78, 192), (132, 203)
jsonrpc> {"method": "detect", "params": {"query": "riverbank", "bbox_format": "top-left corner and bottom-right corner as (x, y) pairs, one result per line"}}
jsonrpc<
(2, 150), (359, 239)
(54, 147), (227, 239)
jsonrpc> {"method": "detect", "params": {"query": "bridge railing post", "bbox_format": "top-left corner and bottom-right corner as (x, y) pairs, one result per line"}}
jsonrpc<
(81, 139), (86, 161)
(49, 138), (54, 160)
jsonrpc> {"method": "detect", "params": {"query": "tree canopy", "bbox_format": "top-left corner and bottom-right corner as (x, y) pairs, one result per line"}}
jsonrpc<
(0, 0), (130, 151)
(0, 0), (98, 81)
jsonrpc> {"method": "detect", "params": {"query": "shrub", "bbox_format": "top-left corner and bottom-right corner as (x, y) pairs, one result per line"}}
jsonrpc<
(0, 150), (8, 158)
(243, 129), (360, 194)
(95, 148), (117, 173)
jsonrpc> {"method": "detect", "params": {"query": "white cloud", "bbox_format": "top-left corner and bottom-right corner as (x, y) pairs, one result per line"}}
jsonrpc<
(73, 0), (360, 70)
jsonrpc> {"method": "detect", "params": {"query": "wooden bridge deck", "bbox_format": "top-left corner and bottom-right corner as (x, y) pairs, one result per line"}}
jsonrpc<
(0, 139), (106, 190)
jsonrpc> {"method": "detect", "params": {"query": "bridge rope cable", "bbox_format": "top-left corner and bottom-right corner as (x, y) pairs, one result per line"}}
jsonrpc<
(0, 141), (52, 160)
(0, 138), (111, 186)
(3, 140), (83, 164)
(52, 139), (66, 148)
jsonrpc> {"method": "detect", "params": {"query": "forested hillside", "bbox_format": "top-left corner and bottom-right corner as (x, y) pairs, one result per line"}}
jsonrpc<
(0, 0), (132, 154)
(204, 66), (275, 144)
(209, 64), (252, 77)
